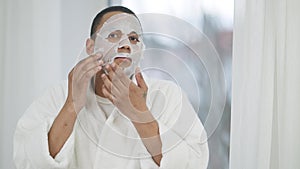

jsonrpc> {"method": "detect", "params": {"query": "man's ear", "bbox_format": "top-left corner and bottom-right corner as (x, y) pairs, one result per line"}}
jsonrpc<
(86, 38), (95, 55)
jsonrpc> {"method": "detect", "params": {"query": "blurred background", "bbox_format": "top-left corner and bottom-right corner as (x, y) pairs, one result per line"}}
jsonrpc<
(0, 0), (233, 168)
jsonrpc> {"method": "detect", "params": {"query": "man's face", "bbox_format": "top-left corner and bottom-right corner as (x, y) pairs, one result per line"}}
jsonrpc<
(92, 12), (144, 77)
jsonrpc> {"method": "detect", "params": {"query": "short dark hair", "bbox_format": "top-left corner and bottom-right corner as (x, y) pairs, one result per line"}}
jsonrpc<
(90, 6), (137, 38)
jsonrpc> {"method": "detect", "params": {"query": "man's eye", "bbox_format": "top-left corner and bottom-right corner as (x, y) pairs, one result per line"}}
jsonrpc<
(129, 36), (140, 42)
(108, 33), (118, 38)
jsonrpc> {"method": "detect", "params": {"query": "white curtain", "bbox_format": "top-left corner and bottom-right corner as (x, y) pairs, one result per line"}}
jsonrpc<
(0, 0), (106, 169)
(230, 0), (300, 168)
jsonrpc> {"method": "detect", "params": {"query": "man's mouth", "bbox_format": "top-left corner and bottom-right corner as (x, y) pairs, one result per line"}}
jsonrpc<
(114, 56), (132, 62)
(113, 53), (132, 67)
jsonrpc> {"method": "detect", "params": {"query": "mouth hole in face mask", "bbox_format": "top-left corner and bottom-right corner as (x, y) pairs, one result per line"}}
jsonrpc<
(113, 53), (132, 68)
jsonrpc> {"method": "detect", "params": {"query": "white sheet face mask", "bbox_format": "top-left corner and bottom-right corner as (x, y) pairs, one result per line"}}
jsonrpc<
(93, 13), (145, 77)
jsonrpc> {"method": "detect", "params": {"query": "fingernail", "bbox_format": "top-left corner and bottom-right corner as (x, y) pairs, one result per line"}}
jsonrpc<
(96, 54), (101, 59)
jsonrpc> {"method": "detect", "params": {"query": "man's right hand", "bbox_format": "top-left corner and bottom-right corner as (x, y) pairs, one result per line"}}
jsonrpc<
(48, 53), (103, 158)
(66, 53), (103, 113)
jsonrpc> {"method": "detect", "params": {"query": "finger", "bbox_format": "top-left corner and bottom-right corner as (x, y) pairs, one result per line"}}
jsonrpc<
(102, 84), (115, 103)
(78, 53), (102, 68)
(101, 73), (121, 96)
(76, 53), (102, 71)
(105, 63), (127, 92)
(79, 64), (102, 82)
(67, 68), (75, 91)
(74, 59), (102, 82)
(135, 67), (147, 90)
(76, 54), (103, 79)
(104, 64), (116, 80)
(111, 63), (131, 87)
(101, 73), (113, 92)
(81, 58), (103, 74)
(68, 68), (75, 81)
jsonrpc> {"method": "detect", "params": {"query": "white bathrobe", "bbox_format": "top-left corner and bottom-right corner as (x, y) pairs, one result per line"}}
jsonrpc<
(14, 78), (209, 169)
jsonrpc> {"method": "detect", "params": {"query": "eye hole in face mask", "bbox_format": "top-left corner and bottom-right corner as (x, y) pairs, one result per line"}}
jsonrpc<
(127, 31), (140, 45)
(106, 30), (123, 43)
(105, 30), (141, 45)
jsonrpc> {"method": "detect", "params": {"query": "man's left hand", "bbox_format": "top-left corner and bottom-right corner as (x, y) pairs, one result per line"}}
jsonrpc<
(101, 63), (153, 123)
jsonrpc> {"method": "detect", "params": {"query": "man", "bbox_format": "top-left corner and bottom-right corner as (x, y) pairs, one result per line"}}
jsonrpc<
(14, 6), (208, 169)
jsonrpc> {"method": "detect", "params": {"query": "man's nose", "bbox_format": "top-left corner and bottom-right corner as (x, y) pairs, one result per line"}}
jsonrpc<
(117, 45), (131, 53)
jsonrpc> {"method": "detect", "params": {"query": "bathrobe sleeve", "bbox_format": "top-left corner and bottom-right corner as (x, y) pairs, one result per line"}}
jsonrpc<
(13, 82), (76, 169)
(140, 80), (209, 169)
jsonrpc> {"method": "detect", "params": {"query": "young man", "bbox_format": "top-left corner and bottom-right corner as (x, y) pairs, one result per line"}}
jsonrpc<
(14, 6), (208, 169)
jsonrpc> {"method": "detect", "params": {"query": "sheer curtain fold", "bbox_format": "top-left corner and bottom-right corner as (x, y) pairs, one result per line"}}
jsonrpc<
(230, 0), (300, 168)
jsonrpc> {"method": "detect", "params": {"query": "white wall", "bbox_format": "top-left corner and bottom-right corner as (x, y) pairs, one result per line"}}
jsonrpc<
(0, 0), (107, 168)
(1, 1), (62, 168)
(0, 0), (5, 167)
(60, 0), (108, 78)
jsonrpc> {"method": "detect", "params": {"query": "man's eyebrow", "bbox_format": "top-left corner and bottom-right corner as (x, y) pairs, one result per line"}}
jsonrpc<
(111, 29), (121, 32)
(128, 31), (138, 35)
